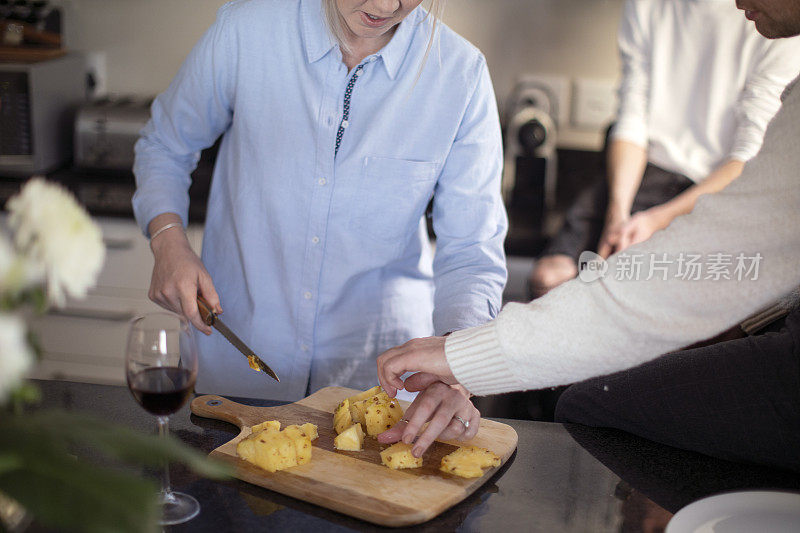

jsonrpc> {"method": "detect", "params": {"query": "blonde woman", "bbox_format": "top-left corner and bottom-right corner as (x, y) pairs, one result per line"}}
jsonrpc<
(133, 0), (506, 440)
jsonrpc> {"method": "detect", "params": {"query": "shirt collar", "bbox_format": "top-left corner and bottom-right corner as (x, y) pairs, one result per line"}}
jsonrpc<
(375, 7), (423, 80)
(301, 0), (424, 80)
(301, 0), (337, 64)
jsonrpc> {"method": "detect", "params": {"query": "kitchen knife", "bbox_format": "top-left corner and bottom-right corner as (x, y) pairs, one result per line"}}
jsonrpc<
(196, 296), (280, 382)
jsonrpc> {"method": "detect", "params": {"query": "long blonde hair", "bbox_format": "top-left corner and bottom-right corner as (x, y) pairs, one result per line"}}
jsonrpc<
(322, 0), (444, 74)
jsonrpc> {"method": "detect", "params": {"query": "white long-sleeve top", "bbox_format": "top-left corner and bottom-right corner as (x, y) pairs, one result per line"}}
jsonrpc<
(611, 0), (800, 182)
(446, 75), (800, 396)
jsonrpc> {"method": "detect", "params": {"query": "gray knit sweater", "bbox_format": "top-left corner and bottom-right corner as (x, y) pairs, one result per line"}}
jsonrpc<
(446, 75), (800, 396)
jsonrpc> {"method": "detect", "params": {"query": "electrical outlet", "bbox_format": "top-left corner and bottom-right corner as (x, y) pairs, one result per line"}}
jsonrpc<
(571, 78), (617, 130)
(515, 74), (571, 128)
(86, 51), (108, 98)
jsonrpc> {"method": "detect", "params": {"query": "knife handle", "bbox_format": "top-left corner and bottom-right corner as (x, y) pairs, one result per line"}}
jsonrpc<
(196, 295), (216, 326)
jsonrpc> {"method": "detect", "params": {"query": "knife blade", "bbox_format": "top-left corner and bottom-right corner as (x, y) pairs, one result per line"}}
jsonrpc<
(196, 296), (280, 382)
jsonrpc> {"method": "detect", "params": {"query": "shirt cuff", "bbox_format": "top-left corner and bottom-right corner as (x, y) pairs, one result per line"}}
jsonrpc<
(445, 322), (520, 396)
(609, 120), (648, 149)
(131, 186), (190, 238)
(433, 297), (499, 337)
(727, 143), (760, 164)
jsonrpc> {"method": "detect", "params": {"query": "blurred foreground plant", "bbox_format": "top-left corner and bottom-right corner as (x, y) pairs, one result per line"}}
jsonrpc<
(0, 178), (230, 533)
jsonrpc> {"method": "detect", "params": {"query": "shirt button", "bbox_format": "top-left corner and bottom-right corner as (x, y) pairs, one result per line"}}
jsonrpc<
(341, 119), (349, 129)
(318, 177), (327, 186)
(301, 344), (309, 352)
(304, 291), (312, 300)
(355, 68), (363, 76)
(311, 236), (320, 244)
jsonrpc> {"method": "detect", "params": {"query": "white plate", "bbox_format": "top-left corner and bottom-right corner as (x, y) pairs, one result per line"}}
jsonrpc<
(667, 491), (800, 533)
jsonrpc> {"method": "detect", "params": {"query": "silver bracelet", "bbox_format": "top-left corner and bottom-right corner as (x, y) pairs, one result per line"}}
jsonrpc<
(150, 222), (183, 242)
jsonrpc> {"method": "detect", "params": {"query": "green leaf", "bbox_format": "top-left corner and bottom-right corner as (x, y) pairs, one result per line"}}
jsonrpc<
(0, 453), (22, 475)
(0, 458), (159, 533)
(25, 330), (43, 362)
(29, 287), (47, 314)
(8, 382), (41, 406)
(0, 410), (231, 532)
(3, 411), (231, 479)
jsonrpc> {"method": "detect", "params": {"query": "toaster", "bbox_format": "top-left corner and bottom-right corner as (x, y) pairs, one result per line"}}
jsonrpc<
(74, 96), (152, 171)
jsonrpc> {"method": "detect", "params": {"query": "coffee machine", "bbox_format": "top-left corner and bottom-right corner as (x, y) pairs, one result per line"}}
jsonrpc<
(502, 79), (559, 256)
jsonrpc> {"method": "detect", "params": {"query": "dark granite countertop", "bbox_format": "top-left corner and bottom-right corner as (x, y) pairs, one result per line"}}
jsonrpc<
(33, 380), (800, 532)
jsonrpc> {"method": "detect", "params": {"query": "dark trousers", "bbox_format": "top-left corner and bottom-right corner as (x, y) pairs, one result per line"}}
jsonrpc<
(555, 311), (800, 473)
(544, 163), (694, 261)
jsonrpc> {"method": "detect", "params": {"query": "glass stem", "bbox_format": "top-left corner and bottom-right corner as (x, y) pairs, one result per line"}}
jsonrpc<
(157, 416), (175, 503)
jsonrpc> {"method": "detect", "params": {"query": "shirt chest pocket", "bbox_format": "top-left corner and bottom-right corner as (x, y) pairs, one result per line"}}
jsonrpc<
(348, 156), (438, 243)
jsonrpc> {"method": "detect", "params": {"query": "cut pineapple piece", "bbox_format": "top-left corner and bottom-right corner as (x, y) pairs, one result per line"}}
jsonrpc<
(251, 420), (281, 434)
(366, 391), (391, 405)
(282, 426), (314, 466)
(334, 423), (365, 451)
(349, 398), (369, 426)
(283, 423), (318, 441)
(300, 422), (319, 440)
(439, 446), (501, 478)
(237, 430), (298, 473)
(334, 399), (353, 434)
(333, 386), (406, 438)
(238, 421), (319, 472)
(347, 385), (383, 403)
(364, 398), (403, 436)
(380, 442), (423, 470)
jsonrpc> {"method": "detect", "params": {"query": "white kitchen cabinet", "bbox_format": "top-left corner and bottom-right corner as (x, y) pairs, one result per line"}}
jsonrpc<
(27, 217), (204, 385)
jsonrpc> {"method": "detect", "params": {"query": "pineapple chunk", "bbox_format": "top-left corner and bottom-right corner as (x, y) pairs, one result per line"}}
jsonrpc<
(283, 423), (318, 441)
(364, 398), (403, 436)
(251, 420), (281, 434)
(334, 399), (353, 434)
(366, 391), (391, 405)
(439, 446), (501, 478)
(300, 422), (319, 440)
(237, 431), (298, 473)
(237, 421), (318, 472)
(349, 398), (369, 426)
(333, 386), (406, 438)
(380, 442), (423, 470)
(334, 423), (365, 451)
(347, 385), (383, 403)
(282, 426), (313, 465)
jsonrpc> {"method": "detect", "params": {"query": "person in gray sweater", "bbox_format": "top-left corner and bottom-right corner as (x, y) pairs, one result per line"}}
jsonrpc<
(374, 0), (800, 473)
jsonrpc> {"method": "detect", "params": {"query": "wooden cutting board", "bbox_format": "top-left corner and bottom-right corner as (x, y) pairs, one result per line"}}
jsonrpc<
(191, 386), (518, 527)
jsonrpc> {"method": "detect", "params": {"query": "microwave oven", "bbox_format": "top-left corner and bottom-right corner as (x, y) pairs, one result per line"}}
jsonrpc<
(0, 53), (86, 176)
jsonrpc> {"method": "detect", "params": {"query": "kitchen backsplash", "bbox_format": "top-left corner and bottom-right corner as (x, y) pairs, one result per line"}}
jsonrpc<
(52, 0), (623, 147)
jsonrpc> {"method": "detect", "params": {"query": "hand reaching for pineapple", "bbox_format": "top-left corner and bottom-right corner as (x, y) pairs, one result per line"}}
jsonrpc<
(377, 374), (480, 457)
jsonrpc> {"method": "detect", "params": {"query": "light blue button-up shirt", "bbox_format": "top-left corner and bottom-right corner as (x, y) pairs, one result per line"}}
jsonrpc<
(133, 0), (507, 401)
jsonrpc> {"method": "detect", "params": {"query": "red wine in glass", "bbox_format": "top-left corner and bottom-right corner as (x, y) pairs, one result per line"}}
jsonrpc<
(128, 367), (195, 416)
(125, 312), (200, 525)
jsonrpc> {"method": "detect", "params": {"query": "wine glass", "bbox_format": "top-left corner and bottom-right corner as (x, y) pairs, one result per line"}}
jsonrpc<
(125, 312), (200, 525)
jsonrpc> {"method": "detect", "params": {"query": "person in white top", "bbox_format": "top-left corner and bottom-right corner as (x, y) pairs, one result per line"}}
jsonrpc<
(374, 0), (800, 473)
(529, 0), (800, 298)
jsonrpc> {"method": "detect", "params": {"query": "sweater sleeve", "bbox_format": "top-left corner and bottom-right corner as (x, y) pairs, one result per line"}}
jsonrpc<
(446, 78), (800, 396)
(728, 35), (800, 162)
(609, 0), (651, 148)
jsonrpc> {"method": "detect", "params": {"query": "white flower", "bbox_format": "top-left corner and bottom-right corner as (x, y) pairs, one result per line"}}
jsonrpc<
(0, 233), (44, 296)
(0, 313), (33, 403)
(7, 178), (105, 307)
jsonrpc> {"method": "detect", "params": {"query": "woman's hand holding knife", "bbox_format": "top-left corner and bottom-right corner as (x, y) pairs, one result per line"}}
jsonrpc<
(376, 336), (480, 457)
(148, 213), (222, 336)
